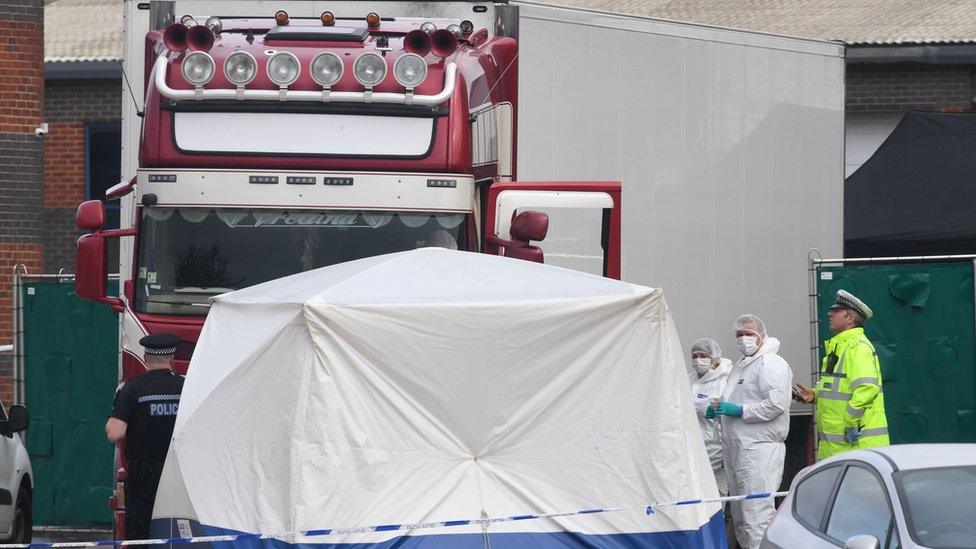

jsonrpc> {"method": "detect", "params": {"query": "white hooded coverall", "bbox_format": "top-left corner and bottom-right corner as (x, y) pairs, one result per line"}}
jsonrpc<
(720, 337), (792, 549)
(690, 358), (733, 496)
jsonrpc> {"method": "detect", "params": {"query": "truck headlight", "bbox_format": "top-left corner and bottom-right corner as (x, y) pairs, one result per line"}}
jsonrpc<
(267, 52), (300, 87)
(311, 52), (343, 87)
(353, 52), (386, 88)
(393, 54), (427, 88)
(182, 51), (214, 85)
(224, 51), (257, 85)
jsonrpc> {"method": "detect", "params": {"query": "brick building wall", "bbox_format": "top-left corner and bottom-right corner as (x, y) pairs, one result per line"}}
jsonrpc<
(43, 77), (121, 272)
(847, 63), (976, 112)
(0, 0), (44, 404)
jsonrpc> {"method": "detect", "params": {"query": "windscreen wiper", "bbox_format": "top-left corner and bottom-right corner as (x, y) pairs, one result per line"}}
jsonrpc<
(173, 287), (236, 295)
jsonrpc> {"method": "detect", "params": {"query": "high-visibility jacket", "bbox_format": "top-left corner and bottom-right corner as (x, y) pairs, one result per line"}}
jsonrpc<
(813, 327), (889, 460)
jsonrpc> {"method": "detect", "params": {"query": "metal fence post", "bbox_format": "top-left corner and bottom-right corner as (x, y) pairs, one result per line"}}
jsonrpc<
(807, 249), (823, 463)
(12, 264), (28, 403)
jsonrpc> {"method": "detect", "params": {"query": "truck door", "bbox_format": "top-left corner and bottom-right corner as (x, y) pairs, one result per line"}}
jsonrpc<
(484, 181), (621, 279)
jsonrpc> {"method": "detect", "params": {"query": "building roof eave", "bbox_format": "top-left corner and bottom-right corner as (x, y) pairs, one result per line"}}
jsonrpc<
(45, 59), (122, 80)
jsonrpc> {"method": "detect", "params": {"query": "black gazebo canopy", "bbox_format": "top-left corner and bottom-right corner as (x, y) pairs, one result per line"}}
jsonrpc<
(846, 110), (976, 258)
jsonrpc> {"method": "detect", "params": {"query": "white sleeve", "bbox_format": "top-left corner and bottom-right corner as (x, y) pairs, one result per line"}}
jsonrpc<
(690, 379), (709, 416)
(693, 396), (709, 416)
(742, 356), (793, 423)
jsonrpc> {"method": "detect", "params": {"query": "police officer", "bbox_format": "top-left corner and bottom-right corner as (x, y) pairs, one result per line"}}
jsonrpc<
(793, 290), (889, 459)
(104, 333), (184, 540)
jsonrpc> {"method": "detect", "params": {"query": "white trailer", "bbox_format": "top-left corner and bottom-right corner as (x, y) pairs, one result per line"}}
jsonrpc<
(514, 2), (845, 387)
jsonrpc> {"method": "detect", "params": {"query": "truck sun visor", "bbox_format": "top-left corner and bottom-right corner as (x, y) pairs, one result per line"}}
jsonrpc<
(264, 25), (368, 42)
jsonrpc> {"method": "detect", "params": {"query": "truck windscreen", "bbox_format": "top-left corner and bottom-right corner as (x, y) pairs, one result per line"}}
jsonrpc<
(134, 207), (469, 315)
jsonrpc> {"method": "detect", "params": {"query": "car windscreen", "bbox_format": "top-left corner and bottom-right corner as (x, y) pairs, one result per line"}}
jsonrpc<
(895, 465), (976, 548)
(135, 208), (468, 315)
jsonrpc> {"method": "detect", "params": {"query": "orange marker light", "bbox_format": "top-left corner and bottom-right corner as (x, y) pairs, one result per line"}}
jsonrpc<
(321, 11), (335, 26)
(275, 10), (289, 25)
(366, 12), (381, 27)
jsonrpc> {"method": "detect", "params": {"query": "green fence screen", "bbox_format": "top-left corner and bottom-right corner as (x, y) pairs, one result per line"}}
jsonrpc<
(21, 279), (118, 526)
(816, 260), (976, 444)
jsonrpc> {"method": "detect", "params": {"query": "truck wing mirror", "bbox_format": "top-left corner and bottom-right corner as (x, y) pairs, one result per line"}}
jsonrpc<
(0, 404), (29, 436)
(76, 233), (109, 304)
(76, 200), (106, 231)
(485, 211), (550, 264)
(510, 211), (549, 242)
(75, 200), (132, 312)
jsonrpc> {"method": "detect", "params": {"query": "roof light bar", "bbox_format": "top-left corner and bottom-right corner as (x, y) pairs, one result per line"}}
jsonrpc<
(154, 55), (457, 105)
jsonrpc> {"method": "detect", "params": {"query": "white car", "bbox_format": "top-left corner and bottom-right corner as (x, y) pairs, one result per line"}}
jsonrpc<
(762, 444), (976, 549)
(0, 402), (32, 544)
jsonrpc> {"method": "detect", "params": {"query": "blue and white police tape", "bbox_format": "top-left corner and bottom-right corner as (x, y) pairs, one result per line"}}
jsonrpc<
(0, 490), (789, 548)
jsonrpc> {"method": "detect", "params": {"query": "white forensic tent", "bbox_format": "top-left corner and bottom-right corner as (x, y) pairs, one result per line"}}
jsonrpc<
(152, 248), (723, 546)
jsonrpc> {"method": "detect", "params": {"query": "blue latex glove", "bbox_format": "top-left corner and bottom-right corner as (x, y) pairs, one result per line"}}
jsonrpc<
(715, 402), (743, 417)
(705, 406), (716, 419)
(844, 427), (860, 445)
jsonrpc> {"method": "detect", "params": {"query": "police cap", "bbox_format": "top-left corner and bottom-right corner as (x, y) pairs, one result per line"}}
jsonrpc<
(829, 290), (873, 320)
(139, 332), (180, 355)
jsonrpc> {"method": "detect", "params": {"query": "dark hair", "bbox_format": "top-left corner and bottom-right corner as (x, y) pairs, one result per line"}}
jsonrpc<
(851, 310), (865, 327)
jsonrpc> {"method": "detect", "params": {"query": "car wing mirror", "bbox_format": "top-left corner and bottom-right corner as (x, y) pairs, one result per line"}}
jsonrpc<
(6, 405), (29, 434)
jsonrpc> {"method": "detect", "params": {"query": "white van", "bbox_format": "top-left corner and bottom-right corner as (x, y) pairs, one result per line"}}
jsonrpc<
(0, 402), (32, 543)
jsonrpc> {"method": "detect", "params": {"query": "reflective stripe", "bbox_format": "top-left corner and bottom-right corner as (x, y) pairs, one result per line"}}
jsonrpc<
(850, 377), (879, 388)
(821, 372), (846, 379)
(819, 427), (888, 443)
(819, 432), (847, 443)
(818, 391), (851, 401)
(846, 405), (865, 418)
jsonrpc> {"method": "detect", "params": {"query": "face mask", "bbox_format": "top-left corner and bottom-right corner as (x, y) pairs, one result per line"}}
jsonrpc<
(692, 358), (712, 375)
(737, 336), (760, 356)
